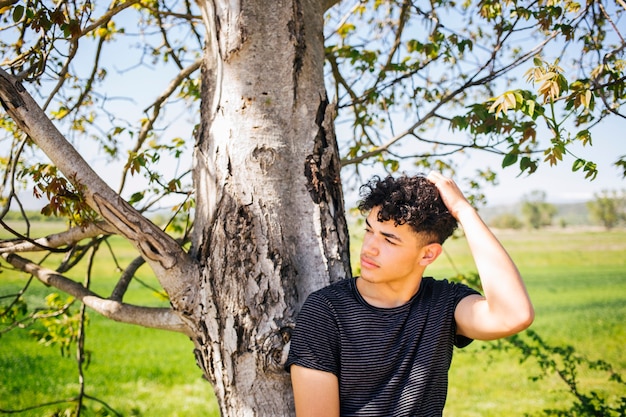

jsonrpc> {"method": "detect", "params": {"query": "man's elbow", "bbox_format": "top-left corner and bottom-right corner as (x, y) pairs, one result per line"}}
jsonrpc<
(507, 304), (535, 335)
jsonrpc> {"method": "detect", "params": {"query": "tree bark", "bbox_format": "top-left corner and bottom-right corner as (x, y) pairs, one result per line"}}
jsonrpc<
(192, 0), (351, 414)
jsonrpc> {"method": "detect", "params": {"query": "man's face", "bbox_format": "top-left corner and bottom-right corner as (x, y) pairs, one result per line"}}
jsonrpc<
(359, 206), (426, 285)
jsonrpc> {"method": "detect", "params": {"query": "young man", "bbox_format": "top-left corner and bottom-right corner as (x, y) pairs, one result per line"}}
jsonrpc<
(286, 171), (534, 417)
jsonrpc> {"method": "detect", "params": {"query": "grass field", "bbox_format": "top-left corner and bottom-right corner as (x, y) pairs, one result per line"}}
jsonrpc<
(1, 222), (625, 416)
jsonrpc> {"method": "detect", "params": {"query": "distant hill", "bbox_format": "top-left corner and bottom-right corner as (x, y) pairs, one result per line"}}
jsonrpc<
(479, 201), (593, 227)
(553, 202), (593, 226)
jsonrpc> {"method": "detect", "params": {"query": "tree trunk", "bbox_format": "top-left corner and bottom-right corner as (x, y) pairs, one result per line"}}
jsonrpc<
(191, 0), (351, 415)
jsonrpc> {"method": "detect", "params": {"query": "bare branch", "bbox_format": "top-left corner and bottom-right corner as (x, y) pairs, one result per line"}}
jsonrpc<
(1, 253), (192, 336)
(79, 0), (142, 37)
(110, 256), (146, 302)
(42, 39), (79, 110)
(374, 0), (416, 90)
(0, 221), (116, 254)
(0, 134), (28, 220)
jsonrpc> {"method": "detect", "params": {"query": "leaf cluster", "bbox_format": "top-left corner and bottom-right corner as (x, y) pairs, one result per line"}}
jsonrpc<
(1, 0), (201, 233)
(20, 163), (98, 226)
(28, 293), (87, 358)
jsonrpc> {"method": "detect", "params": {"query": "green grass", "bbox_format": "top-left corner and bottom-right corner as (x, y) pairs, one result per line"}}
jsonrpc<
(0, 316), (218, 416)
(2, 222), (626, 416)
(0, 222), (219, 416)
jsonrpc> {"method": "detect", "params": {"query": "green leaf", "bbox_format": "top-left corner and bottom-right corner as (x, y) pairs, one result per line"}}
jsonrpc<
(526, 99), (536, 117)
(502, 153), (518, 168)
(337, 23), (356, 38)
(520, 156), (537, 174)
(572, 158), (585, 172)
(129, 191), (145, 204)
(576, 130), (592, 146)
(583, 161), (598, 180)
(12, 5), (24, 22)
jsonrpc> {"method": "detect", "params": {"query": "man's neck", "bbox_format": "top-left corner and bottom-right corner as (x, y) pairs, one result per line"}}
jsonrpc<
(356, 276), (423, 308)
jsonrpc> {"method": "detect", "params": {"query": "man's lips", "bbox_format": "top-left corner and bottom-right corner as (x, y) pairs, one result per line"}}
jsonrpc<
(360, 255), (379, 269)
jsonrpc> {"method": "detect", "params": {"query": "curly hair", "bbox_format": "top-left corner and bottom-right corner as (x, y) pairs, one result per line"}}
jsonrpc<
(357, 174), (457, 244)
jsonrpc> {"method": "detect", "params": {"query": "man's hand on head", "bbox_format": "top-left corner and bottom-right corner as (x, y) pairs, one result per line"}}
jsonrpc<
(426, 171), (473, 220)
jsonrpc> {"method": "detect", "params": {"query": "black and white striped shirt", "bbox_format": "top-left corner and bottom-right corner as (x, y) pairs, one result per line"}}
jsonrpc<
(286, 277), (479, 417)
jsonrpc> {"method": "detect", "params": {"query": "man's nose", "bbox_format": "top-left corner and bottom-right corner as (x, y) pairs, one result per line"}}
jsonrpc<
(362, 234), (379, 256)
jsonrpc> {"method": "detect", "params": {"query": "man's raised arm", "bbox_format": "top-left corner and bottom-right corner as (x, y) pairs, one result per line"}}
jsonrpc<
(427, 171), (535, 340)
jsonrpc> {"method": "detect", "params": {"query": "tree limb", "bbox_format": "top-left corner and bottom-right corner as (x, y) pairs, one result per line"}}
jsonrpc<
(0, 67), (201, 318)
(0, 221), (116, 253)
(41, 39), (79, 110)
(1, 252), (192, 336)
(111, 256), (146, 302)
(79, 0), (143, 37)
(323, 0), (341, 12)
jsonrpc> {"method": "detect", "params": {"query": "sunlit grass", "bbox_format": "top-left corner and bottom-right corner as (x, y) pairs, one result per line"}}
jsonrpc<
(0, 222), (218, 417)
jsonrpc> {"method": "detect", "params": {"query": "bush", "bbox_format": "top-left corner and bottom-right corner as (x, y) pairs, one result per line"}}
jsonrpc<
(489, 213), (524, 229)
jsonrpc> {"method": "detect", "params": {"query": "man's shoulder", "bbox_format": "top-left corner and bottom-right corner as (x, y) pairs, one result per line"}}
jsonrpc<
(310, 277), (355, 299)
(420, 276), (480, 298)
(296, 278), (358, 324)
(301, 278), (359, 312)
(420, 276), (454, 293)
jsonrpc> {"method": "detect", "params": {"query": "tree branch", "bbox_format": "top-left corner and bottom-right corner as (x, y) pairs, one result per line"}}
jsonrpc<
(0, 221), (116, 253)
(79, 0), (142, 37)
(110, 256), (146, 302)
(41, 39), (79, 110)
(0, 67), (201, 317)
(1, 253), (192, 336)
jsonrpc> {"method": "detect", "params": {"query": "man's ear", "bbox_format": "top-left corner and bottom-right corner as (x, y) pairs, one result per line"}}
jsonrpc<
(419, 243), (443, 266)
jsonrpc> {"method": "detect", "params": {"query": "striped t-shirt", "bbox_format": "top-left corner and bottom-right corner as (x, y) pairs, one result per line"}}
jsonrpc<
(286, 277), (479, 416)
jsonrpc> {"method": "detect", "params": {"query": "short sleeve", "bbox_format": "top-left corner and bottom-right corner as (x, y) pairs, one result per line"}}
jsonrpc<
(450, 281), (481, 348)
(285, 291), (341, 375)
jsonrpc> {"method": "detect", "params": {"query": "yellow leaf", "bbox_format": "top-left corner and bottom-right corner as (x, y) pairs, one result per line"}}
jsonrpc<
(504, 92), (517, 109)
(583, 90), (592, 108)
(535, 71), (556, 82)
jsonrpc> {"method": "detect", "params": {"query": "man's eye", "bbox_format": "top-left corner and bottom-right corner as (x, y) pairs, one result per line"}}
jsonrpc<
(385, 238), (397, 245)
